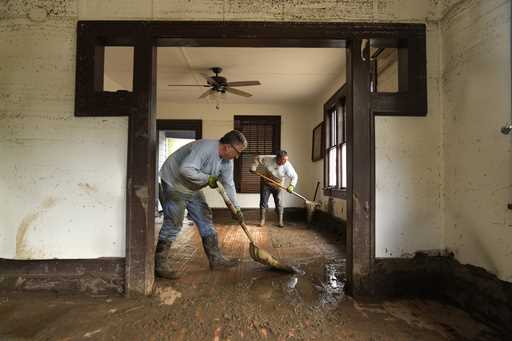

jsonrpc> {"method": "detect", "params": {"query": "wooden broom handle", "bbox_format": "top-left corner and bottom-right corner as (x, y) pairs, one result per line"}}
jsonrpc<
(254, 171), (310, 202)
(216, 182), (256, 244)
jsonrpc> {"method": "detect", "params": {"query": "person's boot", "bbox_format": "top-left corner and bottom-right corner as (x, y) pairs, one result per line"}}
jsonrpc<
(201, 234), (239, 270)
(155, 239), (179, 279)
(259, 208), (266, 227)
(277, 207), (285, 228)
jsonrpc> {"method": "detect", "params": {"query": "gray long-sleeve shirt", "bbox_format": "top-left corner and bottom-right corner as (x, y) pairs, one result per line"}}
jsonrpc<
(159, 139), (240, 208)
(250, 155), (298, 187)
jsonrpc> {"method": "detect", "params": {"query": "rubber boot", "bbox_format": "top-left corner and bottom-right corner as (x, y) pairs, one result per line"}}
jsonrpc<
(277, 207), (284, 228)
(259, 208), (266, 227)
(201, 234), (239, 270)
(155, 239), (179, 279)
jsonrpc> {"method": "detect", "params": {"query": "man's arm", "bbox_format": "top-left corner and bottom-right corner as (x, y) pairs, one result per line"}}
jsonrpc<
(179, 145), (209, 186)
(285, 162), (298, 187)
(219, 160), (240, 208)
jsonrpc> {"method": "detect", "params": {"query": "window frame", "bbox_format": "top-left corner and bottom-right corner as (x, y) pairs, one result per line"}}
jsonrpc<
(234, 115), (281, 193)
(323, 84), (348, 199)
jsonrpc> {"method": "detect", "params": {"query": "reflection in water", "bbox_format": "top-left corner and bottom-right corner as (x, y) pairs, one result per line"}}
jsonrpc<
(278, 259), (347, 309)
(317, 261), (346, 306)
(287, 276), (299, 289)
(241, 258), (347, 311)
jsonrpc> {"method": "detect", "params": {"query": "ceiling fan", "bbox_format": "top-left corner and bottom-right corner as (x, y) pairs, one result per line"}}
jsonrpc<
(168, 67), (261, 99)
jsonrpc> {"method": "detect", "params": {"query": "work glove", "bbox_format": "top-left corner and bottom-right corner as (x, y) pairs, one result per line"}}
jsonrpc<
(232, 208), (244, 222)
(287, 185), (294, 193)
(207, 175), (219, 189)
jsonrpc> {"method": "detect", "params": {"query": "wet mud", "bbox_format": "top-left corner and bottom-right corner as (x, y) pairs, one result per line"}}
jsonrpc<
(0, 223), (503, 340)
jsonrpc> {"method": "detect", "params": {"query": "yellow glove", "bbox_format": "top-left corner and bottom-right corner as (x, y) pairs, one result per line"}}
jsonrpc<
(287, 185), (294, 193)
(235, 208), (244, 222)
(207, 175), (218, 188)
(231, 207), (244, 222)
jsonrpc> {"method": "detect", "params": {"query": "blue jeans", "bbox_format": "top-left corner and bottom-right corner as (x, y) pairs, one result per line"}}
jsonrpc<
(259, 181), (282, 209)
(158, 184), (216, 242)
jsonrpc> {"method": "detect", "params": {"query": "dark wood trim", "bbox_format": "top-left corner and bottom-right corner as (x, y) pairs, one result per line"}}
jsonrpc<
(0, 258), (125, 294)
(124, 29), (157, 297)
(346, 39), (373, 295)
(72, 20), (427, 297)
(371, 35), (427, 116)
(324, 84), (347, 110)
(323, 84), (348, 197)
(157, 119), (203, 138)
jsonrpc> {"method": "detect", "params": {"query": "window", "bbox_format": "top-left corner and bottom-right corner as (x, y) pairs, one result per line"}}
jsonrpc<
(367, 38), (410, 94)
(234, 116), (281, 193)
(324, 85), (347, 197)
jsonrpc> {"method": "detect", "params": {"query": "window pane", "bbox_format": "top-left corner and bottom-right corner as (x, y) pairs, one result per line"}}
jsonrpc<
(337, 103), (345, 144)
(328, 147), (337, 187)
(331, 110), (337, 146)
(341, 143), (347, 188)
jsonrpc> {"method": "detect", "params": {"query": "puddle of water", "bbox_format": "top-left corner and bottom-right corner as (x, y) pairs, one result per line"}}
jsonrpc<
(243, 258), (347, 309)
(316, 261), (346, 306)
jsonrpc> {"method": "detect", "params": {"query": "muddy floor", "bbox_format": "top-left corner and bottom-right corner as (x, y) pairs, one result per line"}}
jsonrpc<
(0, 222), (503, 340)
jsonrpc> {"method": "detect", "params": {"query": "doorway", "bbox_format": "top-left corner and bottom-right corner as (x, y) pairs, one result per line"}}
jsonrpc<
(74, 21), (427, 296)
(155, 119), (202, 213)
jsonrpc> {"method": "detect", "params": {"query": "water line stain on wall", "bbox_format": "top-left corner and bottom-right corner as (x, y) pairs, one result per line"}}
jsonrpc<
(78, 182), (98, 194)
(15, 197), (57, 259)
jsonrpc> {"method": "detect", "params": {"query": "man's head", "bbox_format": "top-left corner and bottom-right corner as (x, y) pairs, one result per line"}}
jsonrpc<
(276, 150), (289, 166)
(219, 130), (248, 160)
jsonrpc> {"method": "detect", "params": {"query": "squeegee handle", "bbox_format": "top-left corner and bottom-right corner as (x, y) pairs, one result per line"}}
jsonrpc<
(254, 171), (310, 202)
(216, 182), (256, 244)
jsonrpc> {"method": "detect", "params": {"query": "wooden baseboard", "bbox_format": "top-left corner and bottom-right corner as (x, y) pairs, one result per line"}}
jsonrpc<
(0, 258), (125, 294)
(373, 254), (512, 336)
(211, 207), (307, 224)
(310, 209), (346, 234)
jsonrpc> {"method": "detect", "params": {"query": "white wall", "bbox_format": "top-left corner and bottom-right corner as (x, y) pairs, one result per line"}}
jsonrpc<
(374, 24), (444, 257)
(441, 0), (512, 282)
(1, 0), (462, 261)
(157, 102), (312, 208)
(0, 10), (127, 259)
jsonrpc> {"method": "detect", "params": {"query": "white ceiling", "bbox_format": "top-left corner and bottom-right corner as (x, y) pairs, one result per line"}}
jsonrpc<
(104, 47), (346, 105)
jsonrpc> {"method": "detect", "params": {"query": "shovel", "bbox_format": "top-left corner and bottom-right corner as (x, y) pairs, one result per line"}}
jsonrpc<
(216, 181), (296, 273)
(254, 171), (321, 223)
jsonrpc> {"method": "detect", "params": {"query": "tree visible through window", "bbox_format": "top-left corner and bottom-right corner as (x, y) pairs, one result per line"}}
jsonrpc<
(324, 85), (347, 193)
(234, 115), (281, 193)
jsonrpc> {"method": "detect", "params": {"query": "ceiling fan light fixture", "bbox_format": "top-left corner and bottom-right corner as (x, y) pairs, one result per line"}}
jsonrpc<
(207, 89), (225, 110)
(169, 66), (261, 101)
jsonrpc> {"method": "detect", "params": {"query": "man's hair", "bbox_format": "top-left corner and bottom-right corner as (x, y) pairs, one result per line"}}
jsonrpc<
(277, 150), (288, 159)
(220, 130), (248, 148)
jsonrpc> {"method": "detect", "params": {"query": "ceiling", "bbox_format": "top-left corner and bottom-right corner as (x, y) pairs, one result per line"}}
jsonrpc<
(104, 47), (346, 105)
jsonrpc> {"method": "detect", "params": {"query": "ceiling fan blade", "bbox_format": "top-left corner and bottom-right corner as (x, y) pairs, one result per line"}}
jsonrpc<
(198, 88), (215, 99)
(225, 87), (252, 98)
(168, 84), (209, 87)
(226, 81), (261, 87)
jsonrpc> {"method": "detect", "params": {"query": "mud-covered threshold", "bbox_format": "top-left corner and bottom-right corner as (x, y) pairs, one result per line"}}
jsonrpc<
(0, 223), (502, 340)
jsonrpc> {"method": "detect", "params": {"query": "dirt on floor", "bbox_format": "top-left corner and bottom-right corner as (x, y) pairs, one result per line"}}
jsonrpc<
(0, 223), (504, 340)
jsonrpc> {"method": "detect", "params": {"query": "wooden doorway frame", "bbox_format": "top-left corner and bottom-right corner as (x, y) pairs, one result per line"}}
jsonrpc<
(73, 21), (426, 296)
